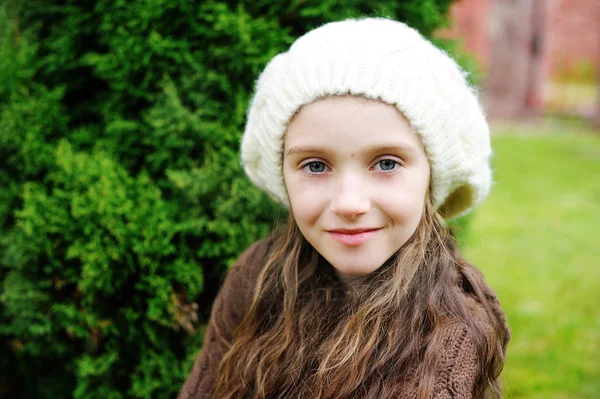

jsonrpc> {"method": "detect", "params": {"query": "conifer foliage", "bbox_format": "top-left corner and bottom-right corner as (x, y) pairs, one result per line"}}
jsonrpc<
(0, 1), (455, 397)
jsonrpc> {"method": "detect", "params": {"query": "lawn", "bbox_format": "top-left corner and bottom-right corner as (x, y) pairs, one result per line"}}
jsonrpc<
(460, 118), (600, 398)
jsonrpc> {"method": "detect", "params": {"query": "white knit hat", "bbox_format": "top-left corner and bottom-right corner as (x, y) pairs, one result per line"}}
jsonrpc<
(241, 17), (492, 219)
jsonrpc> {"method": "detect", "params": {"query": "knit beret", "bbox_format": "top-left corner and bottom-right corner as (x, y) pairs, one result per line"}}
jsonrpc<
(241, 17), (492, 219)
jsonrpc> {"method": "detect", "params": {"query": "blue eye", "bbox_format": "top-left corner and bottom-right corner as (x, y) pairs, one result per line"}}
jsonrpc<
(377, 159), (398, 171)
(306, 161), (326, 173)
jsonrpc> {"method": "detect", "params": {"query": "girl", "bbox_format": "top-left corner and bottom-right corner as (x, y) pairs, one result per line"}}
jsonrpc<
(179, 18), (510, 399)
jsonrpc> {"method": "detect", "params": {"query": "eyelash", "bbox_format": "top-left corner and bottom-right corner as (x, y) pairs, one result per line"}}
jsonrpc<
(300, 158), (402, 176)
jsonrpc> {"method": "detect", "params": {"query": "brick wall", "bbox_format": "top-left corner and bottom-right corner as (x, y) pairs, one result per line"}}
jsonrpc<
(545, 0), (600, 81)
(439, 0), (493, 71)
(441, 0), (600, 82)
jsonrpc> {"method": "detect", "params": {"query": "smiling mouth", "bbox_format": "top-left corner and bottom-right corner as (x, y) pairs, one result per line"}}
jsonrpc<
(326, 228), (382, 246)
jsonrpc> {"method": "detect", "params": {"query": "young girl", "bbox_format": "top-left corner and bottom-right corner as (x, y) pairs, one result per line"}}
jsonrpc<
(179, 17), (510, 399)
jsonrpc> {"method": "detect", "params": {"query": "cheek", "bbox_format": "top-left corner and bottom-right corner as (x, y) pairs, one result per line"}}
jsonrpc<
(285, 175), (329, 225)
(381, 195), (424, 226)
(377, 178), (427, 228)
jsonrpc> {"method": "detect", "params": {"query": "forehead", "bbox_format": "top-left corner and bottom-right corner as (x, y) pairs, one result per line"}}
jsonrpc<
(284, 96), (424, 153)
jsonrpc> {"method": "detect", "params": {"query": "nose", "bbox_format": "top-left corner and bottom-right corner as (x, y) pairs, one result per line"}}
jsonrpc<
(329, 174), (371, 219)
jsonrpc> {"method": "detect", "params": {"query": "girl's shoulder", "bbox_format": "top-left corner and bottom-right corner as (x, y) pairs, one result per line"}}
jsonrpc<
(411, 257), (510, 398)
(454, 255), (511, 346)
(219, 236), (277, 306)
(229, 235), (276, 279)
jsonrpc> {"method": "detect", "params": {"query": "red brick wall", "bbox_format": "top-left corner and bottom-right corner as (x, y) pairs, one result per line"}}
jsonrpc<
(440, 0), (494, 69)
(440, 0), (493, 70)
(545, 0), (600, 81)
(441, 0), (600, 82)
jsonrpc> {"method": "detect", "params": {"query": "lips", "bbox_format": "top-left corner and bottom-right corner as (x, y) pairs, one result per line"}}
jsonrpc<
(326, 227), (382, 246)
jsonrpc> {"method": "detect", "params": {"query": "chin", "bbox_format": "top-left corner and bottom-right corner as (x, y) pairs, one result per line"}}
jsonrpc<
(328, 257), (385, 277)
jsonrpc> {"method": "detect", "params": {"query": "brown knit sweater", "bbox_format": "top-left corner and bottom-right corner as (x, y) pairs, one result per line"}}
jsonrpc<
(178, 239), (509, 399)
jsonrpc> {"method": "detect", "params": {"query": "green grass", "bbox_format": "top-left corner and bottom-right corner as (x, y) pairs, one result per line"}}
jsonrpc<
(460, 119), (600, 398)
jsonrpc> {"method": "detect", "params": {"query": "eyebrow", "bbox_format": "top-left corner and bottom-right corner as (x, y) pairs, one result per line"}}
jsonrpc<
(285, 143), (417, 157)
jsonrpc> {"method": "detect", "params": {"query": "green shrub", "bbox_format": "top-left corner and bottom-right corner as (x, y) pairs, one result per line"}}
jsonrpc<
(1, 1), (466, 397)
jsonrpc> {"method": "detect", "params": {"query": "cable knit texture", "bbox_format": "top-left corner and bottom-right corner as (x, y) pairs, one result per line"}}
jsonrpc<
(241, 17), (493, 219)
(178, 239), (509, 399)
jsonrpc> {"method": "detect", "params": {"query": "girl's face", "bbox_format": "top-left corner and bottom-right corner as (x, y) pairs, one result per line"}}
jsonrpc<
(283, 96), (431, 280)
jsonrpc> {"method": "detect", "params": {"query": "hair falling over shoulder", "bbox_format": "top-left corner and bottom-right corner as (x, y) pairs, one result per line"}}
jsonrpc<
(213, 201), (509, 399)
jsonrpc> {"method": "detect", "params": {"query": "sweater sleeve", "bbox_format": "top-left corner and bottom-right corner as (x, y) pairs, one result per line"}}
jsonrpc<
(432, 324), (481, 399)
(177, 240), (267, 399)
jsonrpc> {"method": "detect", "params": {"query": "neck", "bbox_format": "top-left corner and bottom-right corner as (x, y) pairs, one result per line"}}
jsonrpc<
(334, 269), (367, 290)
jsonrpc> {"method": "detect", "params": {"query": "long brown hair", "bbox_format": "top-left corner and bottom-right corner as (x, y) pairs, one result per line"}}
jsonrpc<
(214, 200), (508, 398)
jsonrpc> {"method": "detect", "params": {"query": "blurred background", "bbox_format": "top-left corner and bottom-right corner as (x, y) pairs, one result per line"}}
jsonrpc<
(442, 0), (599, 120)
(441, 1), (600, 398)
(0, 0), (598, 398)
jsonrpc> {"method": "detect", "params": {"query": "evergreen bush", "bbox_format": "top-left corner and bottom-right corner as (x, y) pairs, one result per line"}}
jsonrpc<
(0, 1), (466, 397)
